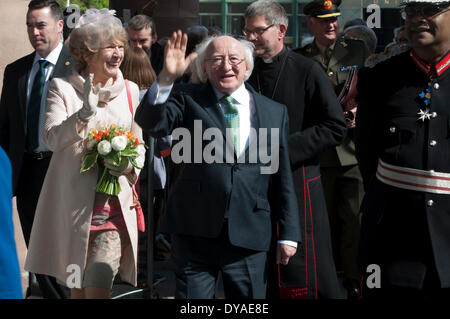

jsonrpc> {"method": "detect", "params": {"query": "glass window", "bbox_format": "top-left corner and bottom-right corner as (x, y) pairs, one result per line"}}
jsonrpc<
(199, 2), (221, 13)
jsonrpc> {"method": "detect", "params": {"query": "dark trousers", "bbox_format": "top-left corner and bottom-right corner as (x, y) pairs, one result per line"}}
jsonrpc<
(171, 222), (268, 299)
(321, 164), (364, 280)
(16, 154), (69, 299)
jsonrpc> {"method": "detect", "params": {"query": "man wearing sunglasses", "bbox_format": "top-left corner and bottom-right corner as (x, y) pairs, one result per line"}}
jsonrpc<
(244, 0), (347, 299)
(296, 0), (370, 300)
(355, 0), (450, 299)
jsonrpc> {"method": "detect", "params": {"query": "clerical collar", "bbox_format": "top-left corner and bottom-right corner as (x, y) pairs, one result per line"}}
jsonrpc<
(262, 46), (287, 64)
(410, 49), (450, 78)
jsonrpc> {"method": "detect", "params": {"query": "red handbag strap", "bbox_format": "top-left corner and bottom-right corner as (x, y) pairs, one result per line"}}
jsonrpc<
(124, 79), (133, 116)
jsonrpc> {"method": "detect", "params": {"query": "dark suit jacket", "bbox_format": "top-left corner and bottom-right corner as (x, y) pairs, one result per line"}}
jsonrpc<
(135, 81), (301, 252)
(0, 45), (74, 195)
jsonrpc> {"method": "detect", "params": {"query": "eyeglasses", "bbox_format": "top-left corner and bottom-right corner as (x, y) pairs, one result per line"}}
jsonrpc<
(205, 56), (245, 67)
(401, 4), (450, 20)
(242, 24), (274, 37)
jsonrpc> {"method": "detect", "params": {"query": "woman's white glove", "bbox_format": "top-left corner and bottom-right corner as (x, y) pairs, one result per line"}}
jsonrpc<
(104, 158), (133, 177)
(78, 74), (101, 121)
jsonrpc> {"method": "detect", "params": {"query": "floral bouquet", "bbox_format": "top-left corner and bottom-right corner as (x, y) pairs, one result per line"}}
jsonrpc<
(81, 124), (146, 195)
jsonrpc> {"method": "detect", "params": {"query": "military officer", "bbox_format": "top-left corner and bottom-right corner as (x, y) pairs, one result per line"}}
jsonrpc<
(295, 0), (370, 298)
(355, 0), (450, 298)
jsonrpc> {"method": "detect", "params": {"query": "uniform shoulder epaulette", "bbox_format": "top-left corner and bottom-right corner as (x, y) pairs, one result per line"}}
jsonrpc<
(364, 44), (411, 68)
(293, 43), (312, 55)
(340, 36), (366, 48)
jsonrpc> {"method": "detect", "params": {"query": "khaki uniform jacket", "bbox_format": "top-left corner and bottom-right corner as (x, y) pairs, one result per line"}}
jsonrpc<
(296, 37), (370, 167)
(25, 68), (142, 287)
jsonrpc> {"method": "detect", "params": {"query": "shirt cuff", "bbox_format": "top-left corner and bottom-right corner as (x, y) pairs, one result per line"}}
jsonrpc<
(277, 240), (298, 248)
(146, 80), (173, 105)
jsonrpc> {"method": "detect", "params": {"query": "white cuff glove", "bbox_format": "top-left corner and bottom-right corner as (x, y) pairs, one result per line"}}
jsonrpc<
(78, 73), (101, 121)
(104, 158), (133, 177)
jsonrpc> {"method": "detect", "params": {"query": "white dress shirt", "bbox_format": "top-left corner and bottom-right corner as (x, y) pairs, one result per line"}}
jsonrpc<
(26, 41), (63, 152)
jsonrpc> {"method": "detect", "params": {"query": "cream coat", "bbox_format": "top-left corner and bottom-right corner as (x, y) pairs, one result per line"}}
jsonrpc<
(25, 68), (142, 287)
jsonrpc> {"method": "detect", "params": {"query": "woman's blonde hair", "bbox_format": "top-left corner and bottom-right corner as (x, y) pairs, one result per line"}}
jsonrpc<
(120, 46), (156, 89)
(68, 11), (128, 70)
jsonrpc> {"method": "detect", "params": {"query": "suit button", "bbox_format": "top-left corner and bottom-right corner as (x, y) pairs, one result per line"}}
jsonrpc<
(427, 199), (434, 207)
(430, 140), (437, 147)
(432, 112), (437, 118)
(328, 71), (334, 77)
(434, 83), (440, 90)
(389, 126), (396, 133)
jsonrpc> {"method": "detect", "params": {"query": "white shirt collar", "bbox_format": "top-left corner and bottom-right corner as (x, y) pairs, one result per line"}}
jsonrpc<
(33, 41), (63, 66)
(213, 83), (255, 114)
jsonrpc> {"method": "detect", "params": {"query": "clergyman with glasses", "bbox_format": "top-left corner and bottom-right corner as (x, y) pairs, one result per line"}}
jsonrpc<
(244, 0), (347, 299)
(355, 0), (450, 299)
(135, 31), (302, 299)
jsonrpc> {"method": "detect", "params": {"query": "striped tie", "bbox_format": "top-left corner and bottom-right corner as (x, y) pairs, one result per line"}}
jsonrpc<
(222, 95), (240, 157)
(26, 59), (49, 152)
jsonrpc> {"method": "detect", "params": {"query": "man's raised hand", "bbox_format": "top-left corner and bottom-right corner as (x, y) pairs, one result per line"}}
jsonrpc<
(158, 30), (198, 87)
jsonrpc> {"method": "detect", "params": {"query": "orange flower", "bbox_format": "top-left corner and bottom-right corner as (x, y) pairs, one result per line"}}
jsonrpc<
(103, 130), (110, 136)
(134, 138), (139, 146)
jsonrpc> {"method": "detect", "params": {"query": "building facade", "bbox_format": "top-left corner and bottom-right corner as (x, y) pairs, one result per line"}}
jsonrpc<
(109, 0), (404, 52)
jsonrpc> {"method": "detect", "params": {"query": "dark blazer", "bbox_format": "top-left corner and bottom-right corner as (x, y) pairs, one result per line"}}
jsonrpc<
(135, 81), (301, 252)
(0, 45), (74, 195)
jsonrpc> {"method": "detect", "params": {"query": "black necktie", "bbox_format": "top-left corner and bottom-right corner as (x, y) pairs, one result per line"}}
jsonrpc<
(26, 59), (49, 152)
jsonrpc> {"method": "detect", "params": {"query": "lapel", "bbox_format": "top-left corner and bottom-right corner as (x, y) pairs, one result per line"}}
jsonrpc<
(198, 81), (227, 136)
(328, 38), (348, 70)
(305, 41), (324, 67)
(18, 45), (74, 129)
(52, 45), (74, 79)
(241, 82), (263, 159)
(18, 52), (35, 124)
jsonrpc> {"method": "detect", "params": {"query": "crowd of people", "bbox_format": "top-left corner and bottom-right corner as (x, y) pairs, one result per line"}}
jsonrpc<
(1, 0), (450, 300)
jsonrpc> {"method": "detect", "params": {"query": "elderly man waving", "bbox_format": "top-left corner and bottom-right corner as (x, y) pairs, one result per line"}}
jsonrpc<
(135, 31), (301, 299)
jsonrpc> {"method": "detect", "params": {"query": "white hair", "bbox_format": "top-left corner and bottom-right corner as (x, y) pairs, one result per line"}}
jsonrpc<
(190, 35), (255, 84)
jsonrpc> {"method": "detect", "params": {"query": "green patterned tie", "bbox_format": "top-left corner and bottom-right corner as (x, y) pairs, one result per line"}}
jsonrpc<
(222, 95), (240, 157)
(26, 59), (49, 152)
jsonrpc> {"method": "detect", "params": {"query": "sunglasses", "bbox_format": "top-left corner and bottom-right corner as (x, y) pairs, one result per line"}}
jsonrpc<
(401, 4), (450, 20)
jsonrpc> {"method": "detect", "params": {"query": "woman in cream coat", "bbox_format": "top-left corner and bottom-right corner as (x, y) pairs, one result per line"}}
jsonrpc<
(25, 9), (143, 299)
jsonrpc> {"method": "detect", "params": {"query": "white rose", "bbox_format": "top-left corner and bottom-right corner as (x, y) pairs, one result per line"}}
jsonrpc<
(97, 140), (112, 155)
(111, 135), (128, 151)
(135, 155), (145, 168)
(136, 144), (146, 156)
